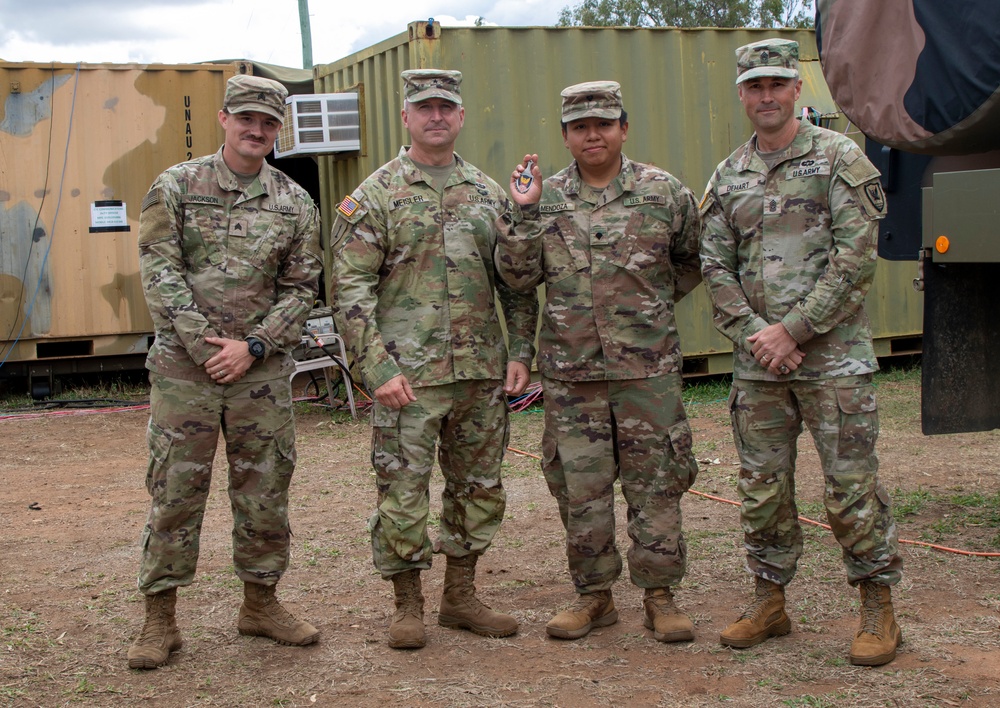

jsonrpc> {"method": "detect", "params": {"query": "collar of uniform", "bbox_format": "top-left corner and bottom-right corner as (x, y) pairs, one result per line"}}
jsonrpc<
(397, 145), (476, 187)
(565, 153), (634, 196)
(211, 145), (273, 197)
(618, 154), (637, 192)
(739, 119), (817, 173)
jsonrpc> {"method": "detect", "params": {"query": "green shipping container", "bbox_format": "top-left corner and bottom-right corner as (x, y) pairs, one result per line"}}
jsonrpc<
(313, 22), (922, 375)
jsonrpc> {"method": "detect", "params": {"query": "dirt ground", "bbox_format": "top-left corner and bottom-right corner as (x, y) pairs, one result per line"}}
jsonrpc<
(2, 370), (999, 707)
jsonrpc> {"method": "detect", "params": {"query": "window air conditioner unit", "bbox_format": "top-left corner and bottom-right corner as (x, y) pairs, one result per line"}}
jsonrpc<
(274, 93), (361, 158)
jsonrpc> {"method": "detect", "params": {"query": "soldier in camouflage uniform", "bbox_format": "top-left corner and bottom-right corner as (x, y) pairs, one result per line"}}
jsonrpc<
(699, 39), (904, 666)
(497, 81), (702, 642)
(128, 75), (322, 670)
(329, 69), (538, 650)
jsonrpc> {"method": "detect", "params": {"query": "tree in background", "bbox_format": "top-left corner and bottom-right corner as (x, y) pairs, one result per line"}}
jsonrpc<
(557, 0), (813, 28)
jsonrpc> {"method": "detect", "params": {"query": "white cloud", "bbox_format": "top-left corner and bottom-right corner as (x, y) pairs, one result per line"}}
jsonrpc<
(0, 0), (565, 67)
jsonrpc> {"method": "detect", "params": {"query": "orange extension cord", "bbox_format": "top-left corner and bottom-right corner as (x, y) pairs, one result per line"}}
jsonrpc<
(505, 446), (1000, 559)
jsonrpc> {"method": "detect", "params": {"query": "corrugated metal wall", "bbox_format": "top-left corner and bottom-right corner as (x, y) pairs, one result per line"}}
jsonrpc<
(0, 61), (240, 367)
(314, 23), (923, 374)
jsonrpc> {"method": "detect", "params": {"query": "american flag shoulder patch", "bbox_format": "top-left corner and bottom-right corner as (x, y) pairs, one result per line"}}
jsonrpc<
(338, 195), (360, 217)
(141, 188), (161, 212)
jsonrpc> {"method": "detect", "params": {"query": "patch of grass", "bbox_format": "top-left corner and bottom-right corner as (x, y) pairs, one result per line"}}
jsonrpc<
(873, 357), (921, 385)
(948, 491), (1000, 526)
(71, 677), (95, 695)
(301, 542), (343, 567)
(782, 696), (841, 708)
(501, 459), (535, 479)
(797, 500), (826, 521)
(929, 516), (959, 535)
(683, 376), (732, 406)
(892, 486), (932, 518)
(894, 487), (1000, 544)
(2, 609), (46, 649)
(0, 374), (150, 412)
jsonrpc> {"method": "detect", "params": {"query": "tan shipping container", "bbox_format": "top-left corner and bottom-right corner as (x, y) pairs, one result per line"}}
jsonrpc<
(0, 60), (248, 386)
(314, 22), (923, 375)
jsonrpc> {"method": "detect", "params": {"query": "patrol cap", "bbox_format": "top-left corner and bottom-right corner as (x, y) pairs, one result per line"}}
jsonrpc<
(224, 75), (288, 122)
(401, 69), (463, 105)
(735, 38), (800, 84)
(560, 81), (623, 123)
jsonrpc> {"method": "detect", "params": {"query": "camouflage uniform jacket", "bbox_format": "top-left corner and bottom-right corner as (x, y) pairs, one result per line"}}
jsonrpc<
(330, 147), (538, 391)
(139, 146), (322, 382)
(700, 120), (887, 381)
(497, 155), (702, 381)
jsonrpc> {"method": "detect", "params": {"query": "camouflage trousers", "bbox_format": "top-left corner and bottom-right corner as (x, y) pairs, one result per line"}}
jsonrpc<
(369, 380), (510, 579)
(137, 373), (297, 595)
(728, 375), (902, 587)
(541, 375), (698, 593)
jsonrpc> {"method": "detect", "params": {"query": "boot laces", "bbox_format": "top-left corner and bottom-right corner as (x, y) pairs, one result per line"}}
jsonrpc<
(859, 582), (885, 637)
(259, 592), (298, 627)
(645, 590), (678, 615)
(395, 580), (423, 619)
(738, 583), (777, 622)
(137, 616), (167, 644)
(136, 597), (171, 644)
(567, 592), (606, 613)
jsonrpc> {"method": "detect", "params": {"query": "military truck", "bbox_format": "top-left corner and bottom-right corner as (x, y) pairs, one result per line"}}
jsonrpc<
(816, 0), (1000, 434)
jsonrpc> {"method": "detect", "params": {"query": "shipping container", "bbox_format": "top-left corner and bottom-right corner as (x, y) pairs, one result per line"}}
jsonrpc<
(313, 22), (923, 375)
(0, 60), (254, 392)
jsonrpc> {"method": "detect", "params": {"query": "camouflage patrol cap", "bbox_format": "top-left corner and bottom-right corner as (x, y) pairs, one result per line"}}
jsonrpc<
(735, 38), (800, 84)
(560, 81), (623, 123)
(224, 75), (288, 122)
(401, 69), (463, 105)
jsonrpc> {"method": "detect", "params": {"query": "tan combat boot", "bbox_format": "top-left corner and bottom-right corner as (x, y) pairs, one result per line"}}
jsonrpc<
(849, 580), (903, 666)
(127, 588), (183, 669)
(237, 583), (319, 646)
(546, 590), (618, 639)
(389, 569), (425, 649)
(438, 555), (518, 637)
(643, 587), (694, 642)
(719, 577), (791, 648)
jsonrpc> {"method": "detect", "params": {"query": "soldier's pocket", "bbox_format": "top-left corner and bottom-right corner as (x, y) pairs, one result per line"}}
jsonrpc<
(666, 417), (699, 494)
(273, 414), (297, 477)
(727, 385), (743, 449)
(145, 420), (174, 496)
(835, 384), (879, 462)
(371, 403), (401, 473)
(614, 210), (669, 283)
(367, 510), (384, 571)
(181, 205), (224, 268)
(544, 217), (590, 284)
(249, 213), (297, 278)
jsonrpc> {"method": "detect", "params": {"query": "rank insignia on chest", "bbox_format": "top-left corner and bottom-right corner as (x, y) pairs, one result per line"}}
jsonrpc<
(764, 196), (781, 215)
(338, 195), (361, 217)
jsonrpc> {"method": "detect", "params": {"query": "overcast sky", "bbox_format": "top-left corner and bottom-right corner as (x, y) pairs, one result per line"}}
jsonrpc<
(0, 0), (566, 68)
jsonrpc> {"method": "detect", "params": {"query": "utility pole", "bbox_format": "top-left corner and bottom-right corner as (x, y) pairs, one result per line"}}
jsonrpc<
(298, 0), (313, 69)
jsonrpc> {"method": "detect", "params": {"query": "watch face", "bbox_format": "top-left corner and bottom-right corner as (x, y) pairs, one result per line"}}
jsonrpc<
(249, 339), (265, 358)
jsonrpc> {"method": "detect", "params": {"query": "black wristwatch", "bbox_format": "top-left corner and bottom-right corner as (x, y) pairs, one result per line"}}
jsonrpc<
(246, 337), (266, 359)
